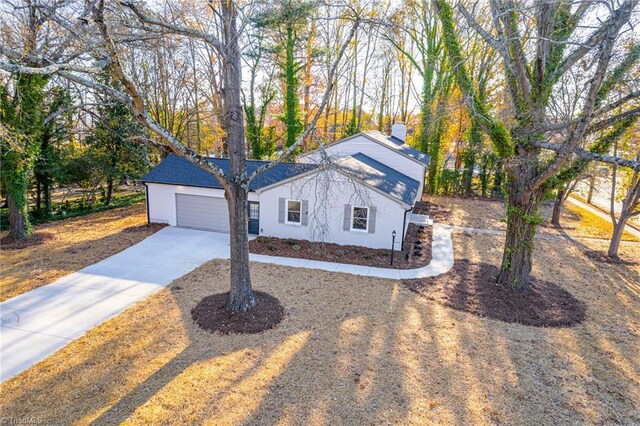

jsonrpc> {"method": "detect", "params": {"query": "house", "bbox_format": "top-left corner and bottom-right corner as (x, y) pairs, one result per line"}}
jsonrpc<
(299, 123), (430, 196)
(141, 124), (429, 250)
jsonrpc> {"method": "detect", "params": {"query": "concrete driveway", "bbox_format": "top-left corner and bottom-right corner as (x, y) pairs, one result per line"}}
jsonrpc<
(1, 224), (454, 383)
(0, 227), (231, 382)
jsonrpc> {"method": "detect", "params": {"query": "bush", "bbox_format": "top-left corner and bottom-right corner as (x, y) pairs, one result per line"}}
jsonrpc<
(438, 169), (463, 195)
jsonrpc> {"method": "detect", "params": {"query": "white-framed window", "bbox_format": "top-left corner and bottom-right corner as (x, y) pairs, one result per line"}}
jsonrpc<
(285, 199), (302, 224)
(351, 206), (369, 231)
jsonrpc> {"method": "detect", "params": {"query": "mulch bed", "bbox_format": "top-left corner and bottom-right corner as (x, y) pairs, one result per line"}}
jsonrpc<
(249, 223), (432, 269)
(191, 291), (285, 334)
(0, 232), (55, 251)
(412, 201), (453, 223)
(123, 223), (168, 233)
(404, 260), (586, 327)
(584, 250), (638, 266)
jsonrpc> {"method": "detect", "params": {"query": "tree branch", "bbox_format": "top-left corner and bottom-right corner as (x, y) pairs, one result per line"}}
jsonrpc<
(533, 141), (640, 171)
(0, 58), (109, 75)
(246, 16), (361, 182)
(119, 0), (227, 60)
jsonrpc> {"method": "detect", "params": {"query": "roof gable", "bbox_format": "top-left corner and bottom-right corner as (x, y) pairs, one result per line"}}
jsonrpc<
(337, 153), (420, 205)
(300, 131), (430, 166)
(361, 131), (430, 166)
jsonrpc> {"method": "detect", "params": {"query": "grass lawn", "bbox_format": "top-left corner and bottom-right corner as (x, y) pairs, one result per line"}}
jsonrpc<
(0, 203), (161, 302)
(429, 195), (640, 242)
(1, 198), (639, 424)
(563, 202), (640, 242)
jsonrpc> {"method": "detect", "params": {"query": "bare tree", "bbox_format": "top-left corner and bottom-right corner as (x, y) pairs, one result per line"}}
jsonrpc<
(435, 0), (640, 290)
(0, 0), (359, 313)
(608, 136), (640, 257)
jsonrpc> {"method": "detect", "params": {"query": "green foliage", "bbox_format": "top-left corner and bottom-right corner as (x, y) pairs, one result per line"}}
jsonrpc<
(84, 73), (151, 205)
(547, 116), (639, 191)
(0, 191), (145, 231)
(253, 0), (318, 148)
(0, 73), (49, 237)
(245, 97), (277, 159)
(437, 169), (462, 195)
(34, 86), (74, 218)
(434, 0), (513, 158)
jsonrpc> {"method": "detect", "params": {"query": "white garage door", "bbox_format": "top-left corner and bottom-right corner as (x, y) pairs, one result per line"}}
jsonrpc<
(176, 194), (230, 233)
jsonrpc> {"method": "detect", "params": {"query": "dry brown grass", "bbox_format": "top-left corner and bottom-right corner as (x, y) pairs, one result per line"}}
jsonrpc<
(561, 202), (640, 242)
(430, 195), (640, 242)
(0, 203), (158, 302)
(1, 223), (639, 424)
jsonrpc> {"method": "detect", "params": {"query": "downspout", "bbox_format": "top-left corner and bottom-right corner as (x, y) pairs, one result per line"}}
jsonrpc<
(401, 206), (413, 251)
(144, 183), (150, 224)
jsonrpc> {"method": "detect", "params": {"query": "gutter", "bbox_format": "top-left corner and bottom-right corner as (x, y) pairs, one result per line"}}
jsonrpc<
(401, 206), (414, 251)
(144, 183), (150, 224)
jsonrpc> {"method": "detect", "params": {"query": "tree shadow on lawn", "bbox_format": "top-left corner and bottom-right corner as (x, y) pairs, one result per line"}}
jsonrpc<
(2, 237), (640, 424)
(405, 259), (587, 327)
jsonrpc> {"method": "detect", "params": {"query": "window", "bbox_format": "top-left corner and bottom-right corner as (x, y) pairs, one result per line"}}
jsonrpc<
(351, 206), (368, 231)
(286, 199), (301, 224)
(249, 203), (259, 220)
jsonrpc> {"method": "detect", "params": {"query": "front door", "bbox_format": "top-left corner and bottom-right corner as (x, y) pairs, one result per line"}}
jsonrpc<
(248, 202), (260, 234)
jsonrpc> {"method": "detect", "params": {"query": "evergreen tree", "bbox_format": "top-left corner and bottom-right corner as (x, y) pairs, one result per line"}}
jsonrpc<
(34, 86), (73, 218)
(253, 0), (317, 148)
(84, 74), (150, 206)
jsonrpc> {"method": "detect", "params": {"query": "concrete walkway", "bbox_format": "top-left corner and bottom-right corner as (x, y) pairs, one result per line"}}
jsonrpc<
(445, 224), (640, 244)
(251, 224), (454, 279)
(0, 224), (454, 383)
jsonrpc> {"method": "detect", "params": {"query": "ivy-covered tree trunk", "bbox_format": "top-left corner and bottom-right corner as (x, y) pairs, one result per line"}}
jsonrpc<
(497, 196), (540, 290)
(283, 23), (303, 148)
(497, 153), (544, 290)
(5, 176), (31, 240)
(1, 73), (48, 239)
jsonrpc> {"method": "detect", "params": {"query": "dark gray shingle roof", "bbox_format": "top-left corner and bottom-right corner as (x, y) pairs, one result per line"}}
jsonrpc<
(338, 153), (420, 205)
(141, 154), (318, 190)
(363, 131), (430, 166)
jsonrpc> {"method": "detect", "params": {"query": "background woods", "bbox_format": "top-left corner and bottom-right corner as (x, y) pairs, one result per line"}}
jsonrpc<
(1, 0), (640, 307)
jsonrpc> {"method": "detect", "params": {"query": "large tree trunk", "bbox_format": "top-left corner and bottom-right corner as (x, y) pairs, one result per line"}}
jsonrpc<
(551, 188), (565, 227)
(607, 214), (627, 257)
(497, 154), (542, 290)
(226, 184), (255, 311)
(7, 191), (30, 240)
(221, 1), (255, 312)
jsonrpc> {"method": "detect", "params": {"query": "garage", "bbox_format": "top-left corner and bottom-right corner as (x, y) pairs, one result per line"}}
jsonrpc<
(176, 193), (230, 233)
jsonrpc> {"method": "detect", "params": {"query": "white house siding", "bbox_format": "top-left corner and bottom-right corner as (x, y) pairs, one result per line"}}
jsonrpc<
(146, 183), (258, 226)
(258, 169), (408, 250)
(299, 134), (426, 199)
